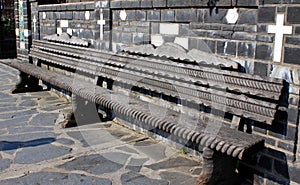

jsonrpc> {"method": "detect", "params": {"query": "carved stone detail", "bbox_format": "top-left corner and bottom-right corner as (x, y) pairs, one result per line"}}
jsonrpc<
(123, 42), (239, 68)
(43, 33), (89, 47)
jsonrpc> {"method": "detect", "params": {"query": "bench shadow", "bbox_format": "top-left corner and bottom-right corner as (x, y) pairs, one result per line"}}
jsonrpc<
(0, 138), (56, 151)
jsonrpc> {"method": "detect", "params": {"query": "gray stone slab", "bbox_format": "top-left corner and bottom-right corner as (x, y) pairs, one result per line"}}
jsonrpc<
(121, 171), (168, 185)
(0, 129), (7, 135)
(0, 132), (58, 144)
(0, 85), (15, 91)
(29, 113), (59, 126)
(14, 144), (71, 164)
(0, 102), (18, 108)
(0, 115), (31, 129)
(55, 138), (75, 146)
(120, 135), (141, 142)
(0, 106), (27, 113)
(8, 126), (53, 134)
(66, 130), (112, 148)
(159, 171), (198, 185)
(116, 146), (139, 155)
(39, 104), (70, 112)
(126, 158), (149, 172)
(0, 155), (11, 172)
(0, 137), (56, 151)
(0, 172), (112, 185)
(133, 139), (167, 161)
(0, 92), (13, 99)
(19, 100), (38, 107)
(0, 110), (38, 120)
(59, 154), (125, 175)
(145, 156), (199, 170)
(0, 97), (18, 103)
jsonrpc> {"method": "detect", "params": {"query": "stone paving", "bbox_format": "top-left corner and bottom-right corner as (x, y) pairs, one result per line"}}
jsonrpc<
(0, 61), (201, 185)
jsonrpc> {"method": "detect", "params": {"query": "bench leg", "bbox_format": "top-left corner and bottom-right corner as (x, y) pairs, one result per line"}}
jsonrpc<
(197, 147), (242, 185)
(11, 72), (43, 94)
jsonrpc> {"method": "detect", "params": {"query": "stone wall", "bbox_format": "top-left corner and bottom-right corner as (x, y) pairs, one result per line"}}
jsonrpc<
(15, 0), (300, 184)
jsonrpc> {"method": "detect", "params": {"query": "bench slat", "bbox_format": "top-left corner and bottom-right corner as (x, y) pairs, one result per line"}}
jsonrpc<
(33, 40), (284, 100)
(30, 48), (279, 124)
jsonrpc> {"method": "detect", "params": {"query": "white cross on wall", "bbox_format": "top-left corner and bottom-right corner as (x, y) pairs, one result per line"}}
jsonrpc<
(97, 9), (106, 40)
(33, 15), (37, 33)
(268, 14), (293, 62)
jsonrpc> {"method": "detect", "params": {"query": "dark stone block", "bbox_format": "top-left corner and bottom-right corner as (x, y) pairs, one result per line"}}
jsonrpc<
(256, 35), (273, 43)
(121, 32), (132, 43)
(238, 42), (256, 58)
(151, 23), (159, 34)
(255, 44), (273, 60)
(261, 0), (281, 4)
(277, 141), (294, 152)
(168, 0), (191, 7)
(277, 6), (286, 13)
(79, 12), (85, 20)
(161, 10), (174, 22)
(207, 31), (231, 39)
(133, 33), (144, 44)
(86, 3), (94, 9)
(258, 7), (276, 23)
(284, 0), (300, 3)
(46, 12), (53, 19)
(235, 0), (257, 6)
(238, 9), (257, 24)
(179, 24), (190, 36)
(147, 10), (160, 21)
(244, 26), (257, 33)
(66, 3), (77, 10)
(191, 0), (208, 6)
(83, 30), (93, 39)
(204, 9), (227, 24)
(110, 1), (121, 8)
(295, 26), (300, 35)
(257, 25), (267, 33)
(284, 47), (300, 65)
(285, 37), (300, 45)
(197, 9), (203, 22)
(140, 0), (152, 8)
(60, 12), (66, 19)
(217, 41), (236, 56)
(60, 4), (67, 11)
(287, 7), (300, 24)
(65, 12), (73, 20)
(232, 32), (256, 41)
(254, 62), (268, 77)
(126, 10), (136, 21)
(175, 9), (197, 22)
(136, 10), (146, 21)
(113, 11), (120, 20)
(103, 9), (110, 19)
(153, 0), (166, 7)
(288, 107), (298, 123)
(122, 0), (140, 8)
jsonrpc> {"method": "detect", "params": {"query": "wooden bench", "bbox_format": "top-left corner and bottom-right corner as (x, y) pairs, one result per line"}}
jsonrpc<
(3, 34), (288, 185)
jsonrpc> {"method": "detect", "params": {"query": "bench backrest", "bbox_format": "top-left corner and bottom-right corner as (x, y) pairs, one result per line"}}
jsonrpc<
(29, 37), (287, 126)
